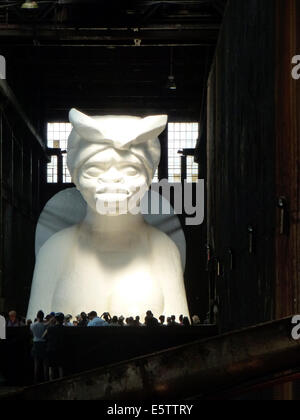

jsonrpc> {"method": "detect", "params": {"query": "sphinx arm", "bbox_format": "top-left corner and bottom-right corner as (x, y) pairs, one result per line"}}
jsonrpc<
(26, 236), (66, 320)
(152, 231), (190, 318)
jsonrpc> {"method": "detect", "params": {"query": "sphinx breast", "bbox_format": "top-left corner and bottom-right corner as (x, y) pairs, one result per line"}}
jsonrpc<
(51, 245), (165, 319)
(107, 264), (165, 318)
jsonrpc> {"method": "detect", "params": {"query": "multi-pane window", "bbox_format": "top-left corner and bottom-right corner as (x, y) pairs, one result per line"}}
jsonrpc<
(47, 122), (199, 184)
(47, 122), (160, 184)
(47, 123), (72, 183)
(168, 123), (199, 183)
(47, 156), (58, 184)
(47, 123), (72, 150)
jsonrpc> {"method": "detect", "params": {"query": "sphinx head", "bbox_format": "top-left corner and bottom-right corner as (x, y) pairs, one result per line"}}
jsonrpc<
(67, 109), (168, 216)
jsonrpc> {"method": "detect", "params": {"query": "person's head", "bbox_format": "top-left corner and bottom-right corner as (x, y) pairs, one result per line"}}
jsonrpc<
(88, 311), (97, 320)
(171, 315), (176, 322)
(179, 315), (184, 324)
(135, 316), (140, 323)
(81, 312), (87, 320)
(126, 317), (134, 325)
(73, 321), (79, 327)
(192, 315), (201, 325)
(112, 316), (118, 324)
(27, 319), (33, 327)
(48, 312), (55, 322)
(55, 313), (65, 325)
(36, 311), (44, 322)
(8, 311), (17, 322)
(159, 315), (165, 324)
(102, 312), (110, 322)
(67, 109), (167, 217)
(65, 314), (72, 323)
(183, 317), (191, 327)
(119, 316), (124, 325)
(167, 317), (172, 325)
(146, 310), (153, 319)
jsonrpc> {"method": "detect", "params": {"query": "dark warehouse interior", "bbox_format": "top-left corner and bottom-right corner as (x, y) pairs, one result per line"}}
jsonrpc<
(0, 0), (299, 401)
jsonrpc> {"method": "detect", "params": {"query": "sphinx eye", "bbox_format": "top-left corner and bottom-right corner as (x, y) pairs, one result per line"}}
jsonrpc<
(124, 166), (138, 177)
(84, 167), (102, 178)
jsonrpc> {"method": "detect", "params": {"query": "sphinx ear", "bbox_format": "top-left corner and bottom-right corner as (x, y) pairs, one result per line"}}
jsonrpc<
(135, 115), (168, 143)
(69, 108), (104, 141)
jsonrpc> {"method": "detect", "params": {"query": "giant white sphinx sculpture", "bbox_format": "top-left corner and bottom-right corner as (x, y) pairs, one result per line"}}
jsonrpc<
(27, 109), (190, 321)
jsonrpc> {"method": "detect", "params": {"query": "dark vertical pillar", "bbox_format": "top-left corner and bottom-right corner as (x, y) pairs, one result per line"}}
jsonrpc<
(181, 155), (187, 184)
(274, 0), (300, 400)
(275, 0), (300, 320)
(0, 110), (3, 312)
(274, 1), (300, 400)
(57, 151), (63, 185)
(158, 129), (168, 181)
(206, 0), (275, 332)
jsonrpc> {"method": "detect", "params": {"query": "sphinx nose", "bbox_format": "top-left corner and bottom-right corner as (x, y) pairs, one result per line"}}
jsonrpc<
(98, 168), (124, 183)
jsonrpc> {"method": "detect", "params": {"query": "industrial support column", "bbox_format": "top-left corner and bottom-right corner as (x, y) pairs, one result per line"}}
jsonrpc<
(274, 0), (300, 400)
(0, 102), (4, 313)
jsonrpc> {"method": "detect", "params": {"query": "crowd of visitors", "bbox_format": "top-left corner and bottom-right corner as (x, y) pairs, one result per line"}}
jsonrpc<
(2, 309), (202, 329)
(1, 309), (202, 384)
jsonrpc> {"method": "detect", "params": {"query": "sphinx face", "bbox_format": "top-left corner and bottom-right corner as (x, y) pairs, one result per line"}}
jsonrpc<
(77, 147), (149, 216)
(67, 109), (168, 215)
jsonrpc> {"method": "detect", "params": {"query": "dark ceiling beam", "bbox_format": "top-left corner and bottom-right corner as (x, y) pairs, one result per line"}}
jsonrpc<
(44, 95), (201, 104)
(56, 0), (213, 4)
(1, 42), (214, 47)
(0, 23), (220, 31)
(45, 106), (201, 121)
(0, 24), (219, 46)
(143, 0), (213, 3)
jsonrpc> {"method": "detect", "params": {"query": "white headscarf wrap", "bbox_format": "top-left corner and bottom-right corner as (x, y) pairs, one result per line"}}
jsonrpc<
(67, 109), (168, 184)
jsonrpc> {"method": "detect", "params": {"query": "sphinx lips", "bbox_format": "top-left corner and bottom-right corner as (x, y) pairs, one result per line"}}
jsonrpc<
(95, 188), (131, 201)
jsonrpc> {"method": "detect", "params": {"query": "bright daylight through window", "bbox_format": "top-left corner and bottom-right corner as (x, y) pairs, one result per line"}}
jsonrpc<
(47, 122), (199, 184)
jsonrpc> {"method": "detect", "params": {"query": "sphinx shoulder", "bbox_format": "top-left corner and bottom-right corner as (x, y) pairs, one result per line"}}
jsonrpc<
(146, 224), (181, 259)
(37, 225), (78, 263)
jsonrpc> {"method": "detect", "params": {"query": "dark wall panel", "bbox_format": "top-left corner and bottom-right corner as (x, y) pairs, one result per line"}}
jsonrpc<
(275, 0), (300, 320)
(206, 0), (276, 331)
(0, 100), (46, 317)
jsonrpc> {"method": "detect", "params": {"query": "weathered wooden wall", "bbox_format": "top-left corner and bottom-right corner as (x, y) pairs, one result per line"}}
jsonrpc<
(275, 0), (300, 320)
(273, 0), (300, 400)
(0, 82), (47, 316)
(206, 0), (276, 331)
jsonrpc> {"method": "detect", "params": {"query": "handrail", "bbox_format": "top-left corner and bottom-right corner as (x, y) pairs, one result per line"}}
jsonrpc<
(1, 316), (299, 400)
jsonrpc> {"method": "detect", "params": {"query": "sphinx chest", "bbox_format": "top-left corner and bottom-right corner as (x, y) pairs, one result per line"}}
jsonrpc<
(51, 230), (164, 316)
